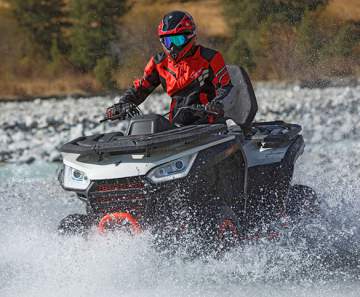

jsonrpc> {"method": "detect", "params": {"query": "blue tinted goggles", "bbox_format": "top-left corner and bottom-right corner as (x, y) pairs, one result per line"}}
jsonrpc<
(161, 34), (188, 49)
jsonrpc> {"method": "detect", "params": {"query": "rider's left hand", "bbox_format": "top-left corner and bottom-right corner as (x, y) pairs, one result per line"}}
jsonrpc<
(206, 100), (224, 116)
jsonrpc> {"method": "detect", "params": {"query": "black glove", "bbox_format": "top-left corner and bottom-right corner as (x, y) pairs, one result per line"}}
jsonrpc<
(105, 100), (141, 121)
(106, 103), (123, 120)
(205, 99), (224, 116)
(105, 95), (131, 120)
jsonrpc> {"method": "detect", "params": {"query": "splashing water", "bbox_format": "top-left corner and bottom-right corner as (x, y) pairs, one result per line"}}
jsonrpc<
(1, 165), (359, 297)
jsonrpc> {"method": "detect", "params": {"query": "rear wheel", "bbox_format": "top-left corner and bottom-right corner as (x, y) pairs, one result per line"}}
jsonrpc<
(286, 184), (319, 217)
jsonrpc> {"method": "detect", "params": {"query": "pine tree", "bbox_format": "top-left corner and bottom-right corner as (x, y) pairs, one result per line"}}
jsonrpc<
(257, 0), (329, 24)
(10, 0), (67, 57)
(69, 0), (129, 71)
(222, 0), (329, 72)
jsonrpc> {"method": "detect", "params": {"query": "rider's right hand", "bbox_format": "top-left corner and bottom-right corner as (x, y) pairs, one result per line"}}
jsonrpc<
(106, 103), (123, 120)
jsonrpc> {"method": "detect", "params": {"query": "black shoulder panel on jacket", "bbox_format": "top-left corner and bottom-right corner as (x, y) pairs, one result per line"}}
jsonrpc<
(154, 52), (166, 64)
(199, 46), (217, 62)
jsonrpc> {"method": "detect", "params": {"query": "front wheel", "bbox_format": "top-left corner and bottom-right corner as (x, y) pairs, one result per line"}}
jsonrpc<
(212, 205), (242, 254)
(216, 218), (239, 252)
(58, 214), (92, 236)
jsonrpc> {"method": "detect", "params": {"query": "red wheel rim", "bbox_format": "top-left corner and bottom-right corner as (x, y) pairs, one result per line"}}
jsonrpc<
(98, 212), (142, 235)
(218, 219), (239, 239)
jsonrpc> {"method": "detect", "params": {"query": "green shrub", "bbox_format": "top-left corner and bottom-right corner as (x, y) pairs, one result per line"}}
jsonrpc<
(223, 0), (328, 78)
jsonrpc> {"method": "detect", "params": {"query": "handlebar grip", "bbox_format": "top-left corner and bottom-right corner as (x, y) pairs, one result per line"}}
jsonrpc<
(101, 111), (128, 123)
(191, 104), (218, 115)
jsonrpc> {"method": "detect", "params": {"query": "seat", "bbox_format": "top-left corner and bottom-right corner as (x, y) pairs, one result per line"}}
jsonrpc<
(126, 114), (173, 136)
(223, 65), (258, 128)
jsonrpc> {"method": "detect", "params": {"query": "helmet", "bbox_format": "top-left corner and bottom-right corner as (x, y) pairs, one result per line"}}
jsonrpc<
(158, 11), (197, 61)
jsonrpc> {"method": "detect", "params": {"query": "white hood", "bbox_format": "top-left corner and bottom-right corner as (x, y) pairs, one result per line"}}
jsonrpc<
(62, 135), (235, 180)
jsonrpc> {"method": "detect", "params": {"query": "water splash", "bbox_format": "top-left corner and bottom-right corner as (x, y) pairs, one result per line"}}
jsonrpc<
(0, 158), (360, 297)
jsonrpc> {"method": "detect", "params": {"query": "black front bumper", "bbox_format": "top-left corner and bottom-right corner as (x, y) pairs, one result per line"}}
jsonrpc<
(86, 176), (174, 224)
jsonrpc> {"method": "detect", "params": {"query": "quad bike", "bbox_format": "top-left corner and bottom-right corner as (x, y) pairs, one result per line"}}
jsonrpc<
(57, 66), (318, 254)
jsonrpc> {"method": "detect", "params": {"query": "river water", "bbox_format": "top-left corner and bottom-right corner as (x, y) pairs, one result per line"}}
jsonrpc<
(1, 86), (360, 296)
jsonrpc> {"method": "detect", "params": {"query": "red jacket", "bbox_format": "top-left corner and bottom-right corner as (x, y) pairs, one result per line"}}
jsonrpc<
(124, 45), (233, 124)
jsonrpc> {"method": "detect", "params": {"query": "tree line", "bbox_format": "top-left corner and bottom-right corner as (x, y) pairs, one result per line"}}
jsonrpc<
(2, 0), (360, 95)
(9, 0), (129, 89)
(223, 0), (360, 80)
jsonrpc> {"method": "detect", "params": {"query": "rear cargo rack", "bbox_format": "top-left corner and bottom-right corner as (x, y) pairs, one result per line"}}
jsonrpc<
(250, 121), (302, 147)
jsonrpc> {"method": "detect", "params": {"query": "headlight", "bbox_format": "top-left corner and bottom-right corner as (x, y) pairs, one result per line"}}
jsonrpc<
(63, 165), (91, 190)
(147, 153), (197, 183)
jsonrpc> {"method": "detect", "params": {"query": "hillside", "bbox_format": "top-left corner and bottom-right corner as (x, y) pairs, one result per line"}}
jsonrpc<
(327, 0), (360, 21)
(0, 0), (359, 99)
(125, 0), (228, 37)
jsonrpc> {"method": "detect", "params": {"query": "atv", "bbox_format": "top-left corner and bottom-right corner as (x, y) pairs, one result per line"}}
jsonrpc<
(57, 66), (318, 253)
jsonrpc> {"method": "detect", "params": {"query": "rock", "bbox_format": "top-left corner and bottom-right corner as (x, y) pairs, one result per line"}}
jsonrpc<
(15, 122), (28, 131)
(9, 136), (28, 151)
(0, 133), (12, 146)
(0, 151), (11, 162)
(25, 116), (38, 129)
(18, 154), (36, 164)
(46, 116), (62, 127)
(69, 124), (83, 139)
(48, 151), (62, 162)
(293, 85), (300, 92)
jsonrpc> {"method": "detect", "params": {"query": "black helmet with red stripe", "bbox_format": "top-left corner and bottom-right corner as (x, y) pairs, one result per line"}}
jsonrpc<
(158, 11), (197, 61)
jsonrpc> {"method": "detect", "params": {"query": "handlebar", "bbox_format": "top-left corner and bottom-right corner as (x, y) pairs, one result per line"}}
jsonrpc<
(101, 102), (220, 124)
(171, 104), (219, 124)
(99, 113), (123, 123)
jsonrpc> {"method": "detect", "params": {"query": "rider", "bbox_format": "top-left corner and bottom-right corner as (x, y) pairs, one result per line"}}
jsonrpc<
(106, 11), (233, 125)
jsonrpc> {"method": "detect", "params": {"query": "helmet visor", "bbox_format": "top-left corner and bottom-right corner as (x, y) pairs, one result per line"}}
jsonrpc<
(161, 34), (187, 49)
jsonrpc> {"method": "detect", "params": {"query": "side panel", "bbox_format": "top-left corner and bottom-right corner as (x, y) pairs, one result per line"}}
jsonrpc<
(184, 138), (247, 217)
(245, 136), (304, 227)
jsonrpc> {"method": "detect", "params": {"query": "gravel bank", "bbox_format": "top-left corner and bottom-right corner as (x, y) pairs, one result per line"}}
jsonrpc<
(0, 85), (359, 164)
